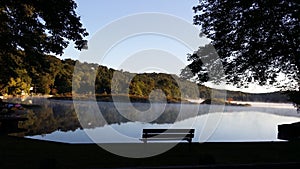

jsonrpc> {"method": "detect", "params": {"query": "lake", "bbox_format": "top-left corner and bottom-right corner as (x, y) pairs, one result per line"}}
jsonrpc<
(6, 98), (300, 143)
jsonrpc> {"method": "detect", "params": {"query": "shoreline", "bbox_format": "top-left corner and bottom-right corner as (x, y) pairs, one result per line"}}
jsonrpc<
(231, 101), (295, 109)
(47, 94), (196, 104)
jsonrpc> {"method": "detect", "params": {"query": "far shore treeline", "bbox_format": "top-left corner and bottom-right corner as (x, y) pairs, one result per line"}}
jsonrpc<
(0, 54), (290, 103)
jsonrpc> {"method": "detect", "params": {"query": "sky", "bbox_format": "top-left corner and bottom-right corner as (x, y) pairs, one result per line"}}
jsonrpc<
(61, 0), (280, 93)
(63, 0), (200, 63)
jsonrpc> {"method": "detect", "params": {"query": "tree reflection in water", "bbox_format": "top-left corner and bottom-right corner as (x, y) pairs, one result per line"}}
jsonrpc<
(16, 99), (203, 137)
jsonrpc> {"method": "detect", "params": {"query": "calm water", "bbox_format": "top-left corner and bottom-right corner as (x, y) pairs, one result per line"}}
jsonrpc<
(6, 98), (300, 143)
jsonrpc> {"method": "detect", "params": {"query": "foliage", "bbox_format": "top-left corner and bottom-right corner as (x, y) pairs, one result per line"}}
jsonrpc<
(0, 51), (293, 103)
(6, 77), (30, 95)
(0, 52), (205, 99)
(0, 0), (88, 57)
(185, 0), (299, 90)
(0, 0), (88, 94)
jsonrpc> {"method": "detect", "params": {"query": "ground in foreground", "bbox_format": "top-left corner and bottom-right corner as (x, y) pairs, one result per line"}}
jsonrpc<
(1, 136), (300, 169)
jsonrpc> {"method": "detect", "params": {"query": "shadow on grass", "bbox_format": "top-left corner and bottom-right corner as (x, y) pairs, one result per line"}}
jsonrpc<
(1, 136), (300, 169)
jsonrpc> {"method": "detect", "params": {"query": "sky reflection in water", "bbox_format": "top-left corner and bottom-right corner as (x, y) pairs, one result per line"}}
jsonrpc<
(26, 101), (300, 143)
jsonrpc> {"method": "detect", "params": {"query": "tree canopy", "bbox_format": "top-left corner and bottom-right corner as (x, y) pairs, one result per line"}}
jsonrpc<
(184, 0), (299, 91)
(0, 0), (88, 57)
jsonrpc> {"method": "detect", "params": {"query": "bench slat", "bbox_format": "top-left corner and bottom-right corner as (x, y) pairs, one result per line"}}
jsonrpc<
(143, 129), (194, 134)
(143, 133), (194, 138)
(140, 138), (191, 141)
(141, 128), (195, 143)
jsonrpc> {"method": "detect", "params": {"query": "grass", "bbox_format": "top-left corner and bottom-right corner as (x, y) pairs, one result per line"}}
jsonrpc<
(1, 136), (300, 169)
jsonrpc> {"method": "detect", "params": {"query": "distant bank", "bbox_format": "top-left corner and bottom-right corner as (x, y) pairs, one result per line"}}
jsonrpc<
(48, 94), (194, 104)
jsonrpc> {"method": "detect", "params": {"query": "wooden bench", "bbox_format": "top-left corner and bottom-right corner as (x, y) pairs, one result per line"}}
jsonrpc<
(141, 129), (195, 143)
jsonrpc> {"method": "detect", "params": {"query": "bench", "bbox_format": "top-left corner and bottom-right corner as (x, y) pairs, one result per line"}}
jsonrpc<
(141, 129), (195, 143)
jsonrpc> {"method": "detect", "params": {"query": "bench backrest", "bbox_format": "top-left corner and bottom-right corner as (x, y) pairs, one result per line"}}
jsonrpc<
(142, 129), (195, 143)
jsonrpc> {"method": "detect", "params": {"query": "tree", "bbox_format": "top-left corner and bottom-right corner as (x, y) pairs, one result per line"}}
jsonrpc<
(0, 0), (88, 94)
(184, 0), (299, 104)
(6, 77), (31, 95)
(0, 0), (88, 57)
(186, 1), (299, 87)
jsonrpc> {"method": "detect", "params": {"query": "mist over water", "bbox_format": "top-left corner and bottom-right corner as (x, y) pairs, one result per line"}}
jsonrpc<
(19, 98), (299, 143)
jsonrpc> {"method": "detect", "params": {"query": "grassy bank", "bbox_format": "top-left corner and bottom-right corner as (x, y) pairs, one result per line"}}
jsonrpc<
(1, 136), (300, 169)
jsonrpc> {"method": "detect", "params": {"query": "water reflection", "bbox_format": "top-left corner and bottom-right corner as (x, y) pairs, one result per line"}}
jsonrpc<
(19, 99), (204, 137)
(27, 112), (300, 143)
(5, 98), (300, 143)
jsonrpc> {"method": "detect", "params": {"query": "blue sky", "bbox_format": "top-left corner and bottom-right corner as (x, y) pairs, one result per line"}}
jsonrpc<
(62, 0), (199, 61)
(61, 0), (280, 93)
(76, 0), (197, 34)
